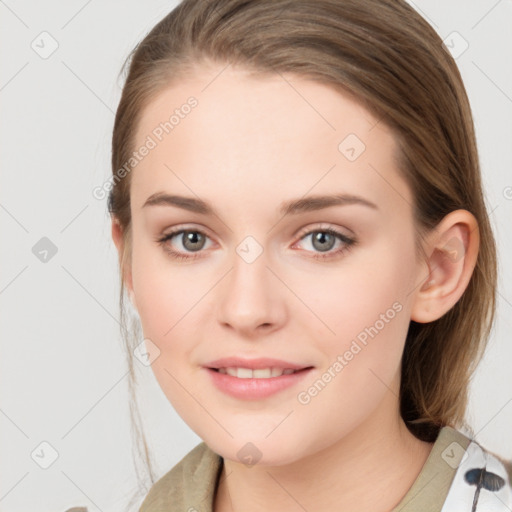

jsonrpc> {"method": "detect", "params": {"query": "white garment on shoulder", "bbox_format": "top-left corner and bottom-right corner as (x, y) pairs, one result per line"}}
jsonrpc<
(441, 440), (512, 511)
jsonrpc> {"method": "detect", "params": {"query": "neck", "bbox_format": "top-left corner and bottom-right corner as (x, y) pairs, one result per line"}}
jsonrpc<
(214, 388), (434, 512)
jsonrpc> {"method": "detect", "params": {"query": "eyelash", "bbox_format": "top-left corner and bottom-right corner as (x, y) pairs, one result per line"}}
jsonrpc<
(156, 225), (357, 262)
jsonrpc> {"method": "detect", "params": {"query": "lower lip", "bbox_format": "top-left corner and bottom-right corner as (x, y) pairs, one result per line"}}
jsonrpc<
(204, 367), (314, 400)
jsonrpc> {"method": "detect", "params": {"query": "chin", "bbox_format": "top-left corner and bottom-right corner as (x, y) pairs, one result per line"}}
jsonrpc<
(205, 433), (307, 468)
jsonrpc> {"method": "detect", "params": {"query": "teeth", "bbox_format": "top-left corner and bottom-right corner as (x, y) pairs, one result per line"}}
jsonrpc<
(218, 367), (298, 378)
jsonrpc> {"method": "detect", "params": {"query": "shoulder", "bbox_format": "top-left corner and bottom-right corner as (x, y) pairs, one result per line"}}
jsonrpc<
(139, 441), (223, 512)
(393, 426), (512, 512)
(441, 426), (512, 511)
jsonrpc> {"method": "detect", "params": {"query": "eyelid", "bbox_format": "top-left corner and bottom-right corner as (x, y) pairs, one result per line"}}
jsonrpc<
(293, 222), (353, 240)
(159, 224), (217, 248)
(157, 222), (356, 260)
(160, 222), (352, 245)
(160, 223), (215, 240)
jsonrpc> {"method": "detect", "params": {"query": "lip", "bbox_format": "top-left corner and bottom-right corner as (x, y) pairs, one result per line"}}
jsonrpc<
(202, 357), (314, 400)
(203, 357), (311, 371)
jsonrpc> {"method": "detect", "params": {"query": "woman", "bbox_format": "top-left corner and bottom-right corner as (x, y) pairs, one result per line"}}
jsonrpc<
(108, 0), (512, 510)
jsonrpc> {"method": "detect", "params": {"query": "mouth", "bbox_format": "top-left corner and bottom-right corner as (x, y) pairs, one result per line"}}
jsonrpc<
(208, 367), (313, 378)
(203, 363), (315, 400)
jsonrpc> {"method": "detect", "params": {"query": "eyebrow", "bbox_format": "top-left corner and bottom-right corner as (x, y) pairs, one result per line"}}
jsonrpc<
(142, 192), (378, 216)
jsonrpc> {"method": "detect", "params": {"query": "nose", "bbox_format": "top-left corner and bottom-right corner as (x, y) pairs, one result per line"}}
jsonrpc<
(216, 244), (287, 337)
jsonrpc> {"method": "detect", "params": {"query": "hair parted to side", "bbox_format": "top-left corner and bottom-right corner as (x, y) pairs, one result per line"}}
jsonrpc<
(108, 0), (497, 506)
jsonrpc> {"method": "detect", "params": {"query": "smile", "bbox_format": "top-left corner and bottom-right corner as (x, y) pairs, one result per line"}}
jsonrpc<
(213, 367), (301, 378)
(205, 367), (314, 400)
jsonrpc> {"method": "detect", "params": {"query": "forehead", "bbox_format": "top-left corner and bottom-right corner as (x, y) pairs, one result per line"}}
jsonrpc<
(130, 65), (411, 216)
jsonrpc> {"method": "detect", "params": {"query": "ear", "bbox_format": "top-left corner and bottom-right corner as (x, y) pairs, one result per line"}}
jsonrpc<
(410, 209), (480, 323)
(111, 218), (136, 307)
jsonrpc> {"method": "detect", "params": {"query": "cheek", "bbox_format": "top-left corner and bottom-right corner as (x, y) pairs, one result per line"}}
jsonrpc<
(292, 243), (414, 403)
(130, 236), (201, 341)
(129, 238), (214, 378)
(293, 274), (410, 449)
(131, 254), (204, 417)
(293, 246), (413, 349)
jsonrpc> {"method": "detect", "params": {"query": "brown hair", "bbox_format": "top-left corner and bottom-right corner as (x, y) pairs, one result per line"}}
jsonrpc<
(108, 0), (497, 505)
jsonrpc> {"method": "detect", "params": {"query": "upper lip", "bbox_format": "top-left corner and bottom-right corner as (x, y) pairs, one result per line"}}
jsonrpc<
(204, 357), (313, 370)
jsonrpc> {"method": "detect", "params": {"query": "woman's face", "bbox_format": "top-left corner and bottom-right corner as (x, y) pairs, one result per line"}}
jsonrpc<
(122, 63), (427, 465)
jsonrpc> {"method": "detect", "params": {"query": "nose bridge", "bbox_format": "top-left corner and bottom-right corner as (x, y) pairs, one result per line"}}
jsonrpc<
(217, 234), (284, 331)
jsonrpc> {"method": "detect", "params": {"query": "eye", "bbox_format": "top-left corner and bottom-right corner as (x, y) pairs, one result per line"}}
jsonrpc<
(156, 225), (357, 262)
(292, 226), (357, 260)
(156, 228), (213, 261)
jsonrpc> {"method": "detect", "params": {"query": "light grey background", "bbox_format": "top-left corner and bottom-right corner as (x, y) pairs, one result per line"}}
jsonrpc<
(1, 1), (511, 511)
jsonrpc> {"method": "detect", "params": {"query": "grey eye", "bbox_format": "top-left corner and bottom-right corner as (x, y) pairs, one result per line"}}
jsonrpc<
(310, 231), (337, 252)
(181, 231), (207, 251)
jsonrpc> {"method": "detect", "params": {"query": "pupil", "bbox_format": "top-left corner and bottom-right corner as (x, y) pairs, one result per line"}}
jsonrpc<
(313, 232), (335, 252)
(184, 231), (205, 251)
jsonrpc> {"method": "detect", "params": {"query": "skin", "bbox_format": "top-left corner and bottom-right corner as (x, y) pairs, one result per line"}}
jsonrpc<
(112, 62), (479, 511)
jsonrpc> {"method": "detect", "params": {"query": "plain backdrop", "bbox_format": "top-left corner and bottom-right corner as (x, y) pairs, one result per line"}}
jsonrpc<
(1, 1), (511, 511)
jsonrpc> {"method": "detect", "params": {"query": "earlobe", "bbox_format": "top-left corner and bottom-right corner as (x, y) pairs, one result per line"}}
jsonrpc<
(111, 218), (124, 256)
(128, 288), (137, 308)
(111, 218), (136, 308)
(410, 209), (479, 324)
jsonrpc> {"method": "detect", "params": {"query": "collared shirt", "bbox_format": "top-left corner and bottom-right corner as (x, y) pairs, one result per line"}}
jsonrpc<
(139, 426), (512, 511)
